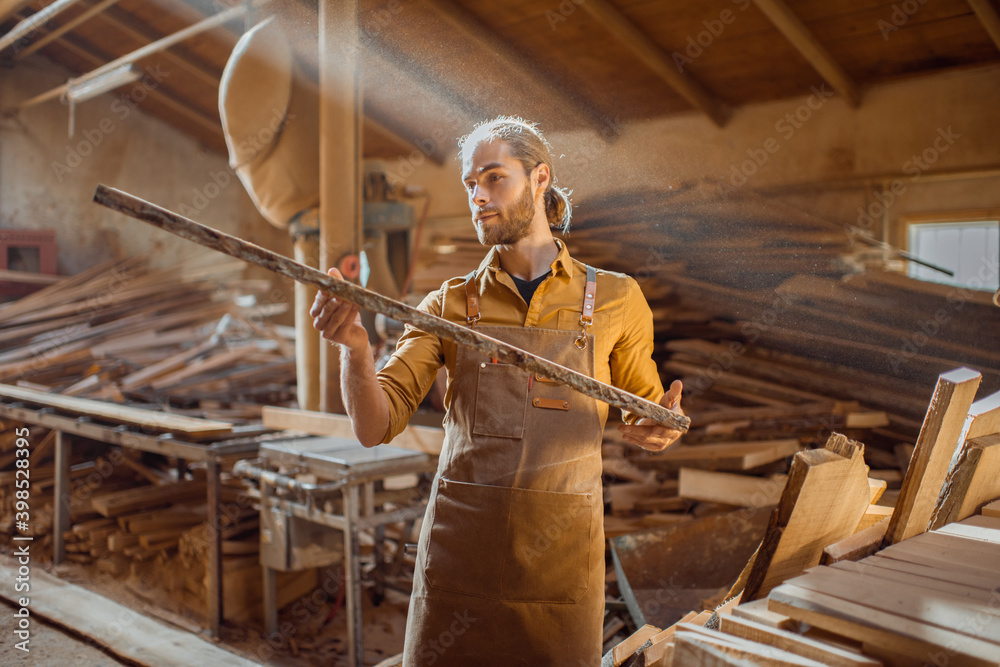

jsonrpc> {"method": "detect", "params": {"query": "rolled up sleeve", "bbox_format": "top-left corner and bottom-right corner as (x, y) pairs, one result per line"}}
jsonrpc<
(376, 290), (446, 443)
(610, 277), (664, 424)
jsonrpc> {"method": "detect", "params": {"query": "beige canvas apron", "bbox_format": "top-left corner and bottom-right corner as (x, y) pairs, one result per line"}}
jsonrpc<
(403, 267), (605, 667)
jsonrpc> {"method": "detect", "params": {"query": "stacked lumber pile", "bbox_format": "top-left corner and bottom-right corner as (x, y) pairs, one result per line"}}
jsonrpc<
(605, 366), (1000, 665)
(0, 256), (296, 420)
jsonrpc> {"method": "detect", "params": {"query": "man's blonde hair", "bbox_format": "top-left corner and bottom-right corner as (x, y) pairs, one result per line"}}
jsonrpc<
(459, 116), (573, 234)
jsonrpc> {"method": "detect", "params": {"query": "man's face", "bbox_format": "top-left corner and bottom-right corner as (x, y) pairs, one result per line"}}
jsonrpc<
(462, 140), (537, 246)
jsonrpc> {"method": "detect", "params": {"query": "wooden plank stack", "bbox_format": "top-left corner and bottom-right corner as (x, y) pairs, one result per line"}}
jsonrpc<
(0, 256), (296, 421)
(605, 366), (1000, 665)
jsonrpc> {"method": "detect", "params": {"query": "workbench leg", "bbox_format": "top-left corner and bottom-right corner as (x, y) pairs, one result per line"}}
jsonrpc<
(53, 431), (71, 565)
(262, 565), (278, 636)
(343, 484), (363, 667)
(176, 457), (186, 481)
(207, 459), (223, 638)
(366, 481), (386, 605)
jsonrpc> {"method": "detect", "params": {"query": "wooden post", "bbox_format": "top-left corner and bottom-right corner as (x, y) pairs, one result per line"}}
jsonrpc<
(318, 0), (363, 414)
(206, 458), (223, 637)
(293, 235), (322, 411)
(53, 430), (71, 564)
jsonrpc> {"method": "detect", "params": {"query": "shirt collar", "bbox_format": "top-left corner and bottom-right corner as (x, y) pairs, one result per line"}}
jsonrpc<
(476, 238), (575, 280)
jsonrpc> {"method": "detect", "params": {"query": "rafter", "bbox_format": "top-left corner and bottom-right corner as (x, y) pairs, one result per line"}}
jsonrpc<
(0, 0), (32, 24)
(16, 0), (123, 59)
(967, 0), (1000, 52)
(578, 0), (730, 127)
(421, 0), (618, 139)
(751, 0), (860, 107)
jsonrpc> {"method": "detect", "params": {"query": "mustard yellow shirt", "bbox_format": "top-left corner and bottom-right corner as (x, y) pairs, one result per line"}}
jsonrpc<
(377, 239), (665, 442)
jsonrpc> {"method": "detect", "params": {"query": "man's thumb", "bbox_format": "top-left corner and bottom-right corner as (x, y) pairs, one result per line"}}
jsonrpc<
(662, 380), (683, 410)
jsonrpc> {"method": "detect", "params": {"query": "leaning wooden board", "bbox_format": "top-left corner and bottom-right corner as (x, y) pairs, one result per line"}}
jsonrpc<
(93, 185), (689, 432)
(0, 383), (232, 438)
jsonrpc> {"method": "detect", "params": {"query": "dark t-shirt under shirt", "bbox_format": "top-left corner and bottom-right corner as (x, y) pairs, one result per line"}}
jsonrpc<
(511, 271), (552, 307)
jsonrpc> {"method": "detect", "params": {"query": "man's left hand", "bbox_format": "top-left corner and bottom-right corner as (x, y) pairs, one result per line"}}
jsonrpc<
(617, 380), (684, 452)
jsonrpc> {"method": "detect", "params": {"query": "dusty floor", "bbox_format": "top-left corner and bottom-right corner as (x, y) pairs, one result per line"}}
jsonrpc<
(2, 557), (409, 666)
(0, 599), (131, 666)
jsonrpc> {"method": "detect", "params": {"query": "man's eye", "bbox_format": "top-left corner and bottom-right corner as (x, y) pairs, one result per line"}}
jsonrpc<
(490, 174), (501, 182)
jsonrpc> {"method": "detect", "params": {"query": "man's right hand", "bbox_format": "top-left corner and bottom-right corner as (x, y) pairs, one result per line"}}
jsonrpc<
(310, 268), (369, 352)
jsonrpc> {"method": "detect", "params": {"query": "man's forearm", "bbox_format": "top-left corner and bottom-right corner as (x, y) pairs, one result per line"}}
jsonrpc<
(340, 343), (391, 447)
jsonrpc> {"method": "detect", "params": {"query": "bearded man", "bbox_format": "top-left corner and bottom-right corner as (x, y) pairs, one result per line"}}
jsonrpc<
(311, 116), (683, 666)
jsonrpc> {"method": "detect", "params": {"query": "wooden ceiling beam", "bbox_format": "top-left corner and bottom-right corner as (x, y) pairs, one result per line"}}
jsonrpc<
(39, 31), (225, 147)
(0, 0), (32, 24)
(421, 0), (617, 139)
(15, 0), (123, 60)
(967, 0), (1000, 52)
(751, 0), (861, 107)
(578, 0), (730, 127)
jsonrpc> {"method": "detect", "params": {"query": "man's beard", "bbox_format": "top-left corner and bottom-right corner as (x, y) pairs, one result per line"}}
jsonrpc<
(474, 181), (535, 246)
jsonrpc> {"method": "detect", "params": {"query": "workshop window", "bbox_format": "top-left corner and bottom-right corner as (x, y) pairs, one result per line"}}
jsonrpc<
(907, 219), (999, 291)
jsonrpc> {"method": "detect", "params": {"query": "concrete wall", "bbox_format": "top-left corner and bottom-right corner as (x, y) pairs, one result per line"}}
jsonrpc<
(0, 54), (294, 318)
(385, 63), (1000, 261)
(0, 57), (285, 265)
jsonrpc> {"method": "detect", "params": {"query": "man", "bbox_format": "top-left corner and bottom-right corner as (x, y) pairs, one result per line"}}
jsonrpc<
(311, 117), (683, 666)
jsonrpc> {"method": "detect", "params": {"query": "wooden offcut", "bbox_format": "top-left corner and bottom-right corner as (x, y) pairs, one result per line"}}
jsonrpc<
(93, 185), (689, 432)
(885, 367), (982, 545)
(932, 434), (1000, 527)
(678, 468), (787, 508)
(0, 383), (232, 437)
(742, 433), (870, 601)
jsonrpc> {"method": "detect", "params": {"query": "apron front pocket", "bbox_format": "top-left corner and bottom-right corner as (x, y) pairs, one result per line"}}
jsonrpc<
(424, 478), (508, 599)
(502, 487), (593, 604)
(473, 362), (528, 439)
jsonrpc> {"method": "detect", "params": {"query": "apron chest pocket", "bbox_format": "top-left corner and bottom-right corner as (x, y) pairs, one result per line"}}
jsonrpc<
(473, 362), (528, 439)
(424, 479), (592, 604)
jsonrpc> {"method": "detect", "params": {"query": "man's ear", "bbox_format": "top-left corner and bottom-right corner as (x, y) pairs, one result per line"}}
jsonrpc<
(532, 162), (551, 194)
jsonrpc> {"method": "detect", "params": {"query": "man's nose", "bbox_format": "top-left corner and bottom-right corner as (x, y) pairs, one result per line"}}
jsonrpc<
(471, 185), (488, 206)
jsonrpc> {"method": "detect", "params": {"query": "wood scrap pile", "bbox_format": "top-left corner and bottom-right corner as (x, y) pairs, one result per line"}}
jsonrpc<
(604, 366), (1000, 665)
(0, 255), (296, 421)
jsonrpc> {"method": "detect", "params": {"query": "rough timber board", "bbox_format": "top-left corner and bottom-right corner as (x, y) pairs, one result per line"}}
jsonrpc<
(719, 614), (880, 667)
(0, 556), (255, 666)
(743, 434), (870, 601)
(886, 367), (982, 545)
(261, 405), (444, 454)
(784, 566), (1000, 643)
(768, 583), (1000, 666)
(0, 383), (232, 438)
(955, 436), (1000, 522)
(639, 439), (803, 471)
(967, 389), (1000, 440)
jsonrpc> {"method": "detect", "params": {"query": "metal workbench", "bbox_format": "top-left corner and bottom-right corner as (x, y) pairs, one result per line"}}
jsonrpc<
(237, 435), (437, 667)
(0, 399), (262, 637)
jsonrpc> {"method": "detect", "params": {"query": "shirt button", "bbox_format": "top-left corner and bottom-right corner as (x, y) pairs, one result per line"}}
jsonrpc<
(480, 362), (486, 368)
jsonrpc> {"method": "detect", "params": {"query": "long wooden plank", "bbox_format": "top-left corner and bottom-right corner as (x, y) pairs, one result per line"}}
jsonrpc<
(769, 583), (1000, 666)
(820, 517), (889, 565)
(743, 433), (870, 601)
(828, 560), (1000, 605)
(860, 553), (1000, 591)
(678, 468), (786, 508)
(886, 367), (982, 545)
(719, 614), (880, 667)
(639, 439), (802, 471)
(0, 383), (232, 437)
(93, 185), (689, 432)
(261, 406), (445, 454)
(0, 556), (255, 666)
(673, 628), (829, 667)
(783, 566), (1000, 641)
(91, 480), (206, 517)
(937, 514), (1000, 544)
(967, 390), (1000, 440)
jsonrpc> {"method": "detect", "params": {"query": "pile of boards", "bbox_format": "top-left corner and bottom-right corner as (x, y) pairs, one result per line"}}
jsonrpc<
(0, 255), (296, 421)
(604, 365), (1000, 665)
